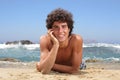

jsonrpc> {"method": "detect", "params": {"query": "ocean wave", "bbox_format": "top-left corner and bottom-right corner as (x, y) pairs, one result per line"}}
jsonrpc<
(83, 43), (120, 49)
(0, 43), (120, 62)
(0, 43), (39, 50)
(83, 57), (120, 62)
(1, 43), (120, 48)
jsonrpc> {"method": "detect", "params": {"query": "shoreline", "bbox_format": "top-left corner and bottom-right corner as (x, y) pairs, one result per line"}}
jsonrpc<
(0, 60), (120, 69)
(0, 61), (120, 80)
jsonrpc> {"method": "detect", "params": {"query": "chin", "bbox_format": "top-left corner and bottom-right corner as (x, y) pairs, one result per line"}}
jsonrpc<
(58, 38), (66, 42)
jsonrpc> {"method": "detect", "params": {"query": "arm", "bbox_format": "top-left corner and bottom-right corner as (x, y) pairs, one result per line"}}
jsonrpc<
(52, 35), (83, 74)
(37, 30), (59, 74)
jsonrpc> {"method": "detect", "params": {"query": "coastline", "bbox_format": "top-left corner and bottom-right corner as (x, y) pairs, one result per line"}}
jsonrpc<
(0, 61), (120, 80)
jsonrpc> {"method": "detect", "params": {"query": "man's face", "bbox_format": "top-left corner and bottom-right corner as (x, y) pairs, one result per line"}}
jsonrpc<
(52, 21), (70, 42)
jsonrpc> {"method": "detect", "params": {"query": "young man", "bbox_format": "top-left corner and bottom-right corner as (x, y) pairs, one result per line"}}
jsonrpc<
(36, 8), (83, 74)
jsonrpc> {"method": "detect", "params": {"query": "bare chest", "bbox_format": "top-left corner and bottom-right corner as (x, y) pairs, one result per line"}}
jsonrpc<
(55, 47), (73, 65)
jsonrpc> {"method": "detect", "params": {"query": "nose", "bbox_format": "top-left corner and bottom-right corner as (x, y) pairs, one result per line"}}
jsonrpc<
(58, 27), (63, 33)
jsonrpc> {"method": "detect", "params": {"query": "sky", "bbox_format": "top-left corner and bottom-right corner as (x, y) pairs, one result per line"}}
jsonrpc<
(0, 0), (120, 43)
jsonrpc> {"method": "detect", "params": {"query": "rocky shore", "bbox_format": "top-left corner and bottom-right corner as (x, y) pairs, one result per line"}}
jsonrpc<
(5, 40), (34, 45)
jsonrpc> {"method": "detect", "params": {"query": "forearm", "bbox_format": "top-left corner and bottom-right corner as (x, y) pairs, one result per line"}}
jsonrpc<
(52, 64), (79, 74)
(40, 44), (59, 73)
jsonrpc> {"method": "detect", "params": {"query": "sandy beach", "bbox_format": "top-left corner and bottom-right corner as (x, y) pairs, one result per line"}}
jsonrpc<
(0, 62), (120, 80)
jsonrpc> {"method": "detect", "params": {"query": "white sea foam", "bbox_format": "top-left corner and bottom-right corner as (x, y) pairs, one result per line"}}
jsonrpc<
(0, 43), (39, 50)
(0, 43), (120, 62)
(83, 43), (120, 49)
(106, 57), (120, 61)
(113, 45), (120, 49)
(1, 43), (120, 50)
(23, 44), (39, 50)
(0, 44), (19, 49)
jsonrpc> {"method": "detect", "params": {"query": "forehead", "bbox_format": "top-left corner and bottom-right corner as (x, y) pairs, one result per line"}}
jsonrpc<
(52, 21), (67, 26)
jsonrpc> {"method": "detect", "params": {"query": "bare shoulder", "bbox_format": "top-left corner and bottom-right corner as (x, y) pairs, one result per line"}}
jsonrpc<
(40, 35), (47, 41)
(69, 34), (83, 49)
(40, 34), (50, 42)
(40, 34), (50, 47)
(71, 34), (83, 43)
(70, 34), (83, 51)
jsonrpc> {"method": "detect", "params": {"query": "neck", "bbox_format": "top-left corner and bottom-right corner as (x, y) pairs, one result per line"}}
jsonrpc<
(59, 41), (68, 48)
(59, 36), (71, 48)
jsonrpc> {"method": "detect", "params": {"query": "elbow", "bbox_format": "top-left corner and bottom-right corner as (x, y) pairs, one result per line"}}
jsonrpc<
(37, 67), (51, 74)
(37, 68), (50, 74)
(70, 67), (79, 74)
(41, 69), (51, 74)
(36, 62), (51, 74)
(36, 62), (42, 72)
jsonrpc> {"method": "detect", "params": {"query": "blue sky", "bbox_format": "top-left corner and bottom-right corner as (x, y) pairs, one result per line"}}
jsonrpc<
(0, 0), (120, 43)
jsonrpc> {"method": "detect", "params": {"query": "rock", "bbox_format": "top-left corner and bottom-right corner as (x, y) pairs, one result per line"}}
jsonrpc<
(0, 58), (21, 62)
(20, 40), (33, 45)
(5, 40), (34, 45)
(85, 59), (101, 62)
(6, 41), (19, 45)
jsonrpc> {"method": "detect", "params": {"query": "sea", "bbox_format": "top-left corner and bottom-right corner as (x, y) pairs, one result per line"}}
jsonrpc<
(0, 42), (120, 63)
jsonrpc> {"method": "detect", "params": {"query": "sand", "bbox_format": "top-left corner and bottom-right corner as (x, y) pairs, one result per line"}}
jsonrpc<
(0, 62), (120, 80)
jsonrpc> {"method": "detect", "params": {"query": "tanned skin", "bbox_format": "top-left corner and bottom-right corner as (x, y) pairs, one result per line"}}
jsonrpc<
(36, 21), (83, 74)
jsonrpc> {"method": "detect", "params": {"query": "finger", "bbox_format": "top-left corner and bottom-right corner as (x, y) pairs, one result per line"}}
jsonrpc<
(49, 31), (54, 36)
(47, 29), (53, 34)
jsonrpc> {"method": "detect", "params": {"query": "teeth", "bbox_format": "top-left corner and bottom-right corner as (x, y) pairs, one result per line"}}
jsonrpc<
(59, 35), (64, 37)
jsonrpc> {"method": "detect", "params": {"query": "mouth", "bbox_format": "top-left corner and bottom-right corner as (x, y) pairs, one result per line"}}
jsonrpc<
(58, 34), (64, 38)
(56, 34), (66, 42)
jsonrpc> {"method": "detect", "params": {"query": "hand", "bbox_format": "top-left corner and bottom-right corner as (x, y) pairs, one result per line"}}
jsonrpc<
(48, 29), (59, 45)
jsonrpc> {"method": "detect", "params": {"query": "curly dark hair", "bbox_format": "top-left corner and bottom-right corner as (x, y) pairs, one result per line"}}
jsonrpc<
(46, 8), (74, 35)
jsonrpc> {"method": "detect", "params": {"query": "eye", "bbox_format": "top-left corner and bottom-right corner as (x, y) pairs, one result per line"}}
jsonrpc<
(62, 25), (67, 29)
(52, 26), (59, 29)
(53, 26), (57, 28)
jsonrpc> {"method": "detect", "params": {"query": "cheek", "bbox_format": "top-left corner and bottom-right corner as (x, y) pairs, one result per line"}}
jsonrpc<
(52, 31), (57, 36)
(65, 29), (70, 34)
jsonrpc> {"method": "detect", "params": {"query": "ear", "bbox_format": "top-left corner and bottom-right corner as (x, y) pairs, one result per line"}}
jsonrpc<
(68, 28), (71, 35)
(68, 28), (70, 33)
(69, 28), (70, 31)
